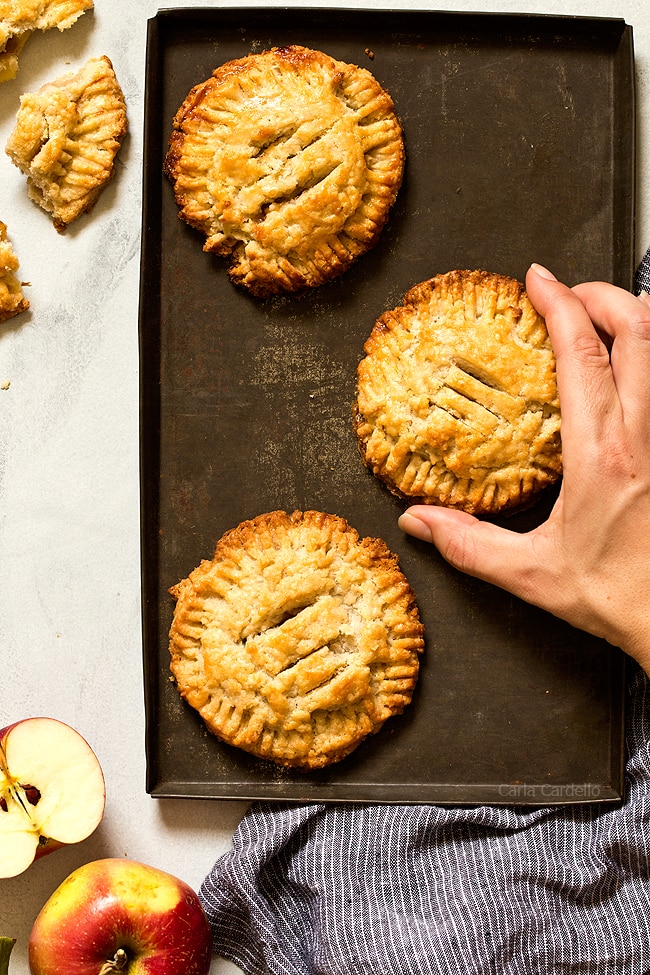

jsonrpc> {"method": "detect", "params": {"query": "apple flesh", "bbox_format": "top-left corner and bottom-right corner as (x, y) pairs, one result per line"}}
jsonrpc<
(0, 717), (105, 879)
(28, 858), (212, 975)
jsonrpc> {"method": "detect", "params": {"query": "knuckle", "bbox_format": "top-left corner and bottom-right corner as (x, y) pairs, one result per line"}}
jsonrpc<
(563, 331), (610, 364)
(441, 532), (468, 572)
(626, 309), (650, 343)
(440, 528), (475, 573)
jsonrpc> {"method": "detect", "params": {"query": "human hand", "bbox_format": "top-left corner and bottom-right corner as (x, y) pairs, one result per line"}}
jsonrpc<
(399, 264), (650, 673)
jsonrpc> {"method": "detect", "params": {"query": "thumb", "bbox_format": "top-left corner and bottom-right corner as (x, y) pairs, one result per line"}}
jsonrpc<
(398, 505), (540, 599)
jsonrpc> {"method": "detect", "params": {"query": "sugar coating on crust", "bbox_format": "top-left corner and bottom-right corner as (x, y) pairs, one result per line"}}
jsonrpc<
(169, 509), (424, 770)
(5, 54), (127, 231)
(0, 221), (29, 323)
(354, 269), (562, 515)
(0, 0), (93, 83)
(163, 45), (405, 298)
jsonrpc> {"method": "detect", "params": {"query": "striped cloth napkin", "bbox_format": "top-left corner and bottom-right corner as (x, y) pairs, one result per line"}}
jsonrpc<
(634, 244), (650, 295)
(200, 255), (650, 975)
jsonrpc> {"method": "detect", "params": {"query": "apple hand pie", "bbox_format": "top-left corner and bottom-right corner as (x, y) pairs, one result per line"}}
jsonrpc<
(5, 54), (127, 231)
(164, 45), (405, 298)
(0, 221), (29, 323)
(354, 269), (562, 515)
(0, 0), (93, 84)
(169, 510), (424, 770)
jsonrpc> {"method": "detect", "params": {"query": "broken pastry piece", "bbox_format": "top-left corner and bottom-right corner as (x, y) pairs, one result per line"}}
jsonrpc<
(5, 54), (127, 231)
(0, 222), (29, 323)
(0, 0), (93, 83)
(0, 32), (29, 85)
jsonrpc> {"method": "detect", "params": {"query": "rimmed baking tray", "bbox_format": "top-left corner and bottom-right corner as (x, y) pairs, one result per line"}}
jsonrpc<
(139, 7), (634, 804)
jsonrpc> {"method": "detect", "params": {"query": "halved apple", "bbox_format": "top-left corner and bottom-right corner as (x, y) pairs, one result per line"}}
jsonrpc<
(0, 717), (105, 879)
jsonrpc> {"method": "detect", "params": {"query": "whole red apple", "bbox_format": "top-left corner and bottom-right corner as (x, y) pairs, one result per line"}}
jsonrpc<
(0, 717), (105, 878)
(28, 858), (212, 975)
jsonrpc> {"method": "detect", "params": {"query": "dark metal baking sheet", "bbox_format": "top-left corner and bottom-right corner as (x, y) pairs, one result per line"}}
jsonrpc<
(139, 7), (634, 804)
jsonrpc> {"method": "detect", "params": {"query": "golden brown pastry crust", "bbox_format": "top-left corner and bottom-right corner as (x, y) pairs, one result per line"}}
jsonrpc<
(164, 45), (405, 298)
(354, 269), (562, 515)
(0, 0), (93, 83)
(5, 55), (127, 231)
(169, 510), (424, 770)
(0, 221), (29, 323)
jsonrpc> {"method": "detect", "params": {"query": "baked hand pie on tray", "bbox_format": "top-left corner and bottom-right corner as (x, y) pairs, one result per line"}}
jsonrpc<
(168, 510), (424, 770)
(354, 269), (562, 515)
(164, 45), (405, 298)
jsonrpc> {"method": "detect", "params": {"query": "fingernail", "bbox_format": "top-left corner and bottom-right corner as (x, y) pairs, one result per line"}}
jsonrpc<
(529, 262), (557, 281)
(638, 290), (650, 307)
(398, 511), (433, 543)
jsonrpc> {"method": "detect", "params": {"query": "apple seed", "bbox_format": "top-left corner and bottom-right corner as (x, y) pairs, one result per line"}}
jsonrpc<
(21, 784), (41, 805)
(0, 783), (40, 812)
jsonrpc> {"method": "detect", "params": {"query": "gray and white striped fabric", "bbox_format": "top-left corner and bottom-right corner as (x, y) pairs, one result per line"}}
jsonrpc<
(634, 245), (650, 295)
(200, 257), (650, 975)
(201, 668), (650, 974)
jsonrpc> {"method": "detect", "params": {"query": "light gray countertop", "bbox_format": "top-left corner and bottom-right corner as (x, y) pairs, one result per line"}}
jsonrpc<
(0, 2), (647, 972)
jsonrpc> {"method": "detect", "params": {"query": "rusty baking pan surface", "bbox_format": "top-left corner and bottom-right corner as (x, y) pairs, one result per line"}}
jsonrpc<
(139, 7), (633, 803)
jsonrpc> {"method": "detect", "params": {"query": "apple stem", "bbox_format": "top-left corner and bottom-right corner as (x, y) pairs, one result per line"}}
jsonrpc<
(98, 949), (128, 975)
(0, 938), (16, 975)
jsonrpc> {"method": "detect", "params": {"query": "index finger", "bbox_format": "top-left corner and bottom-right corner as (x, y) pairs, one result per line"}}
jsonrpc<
(571, 280), (650, 429)
(525, 264), (618, 444)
